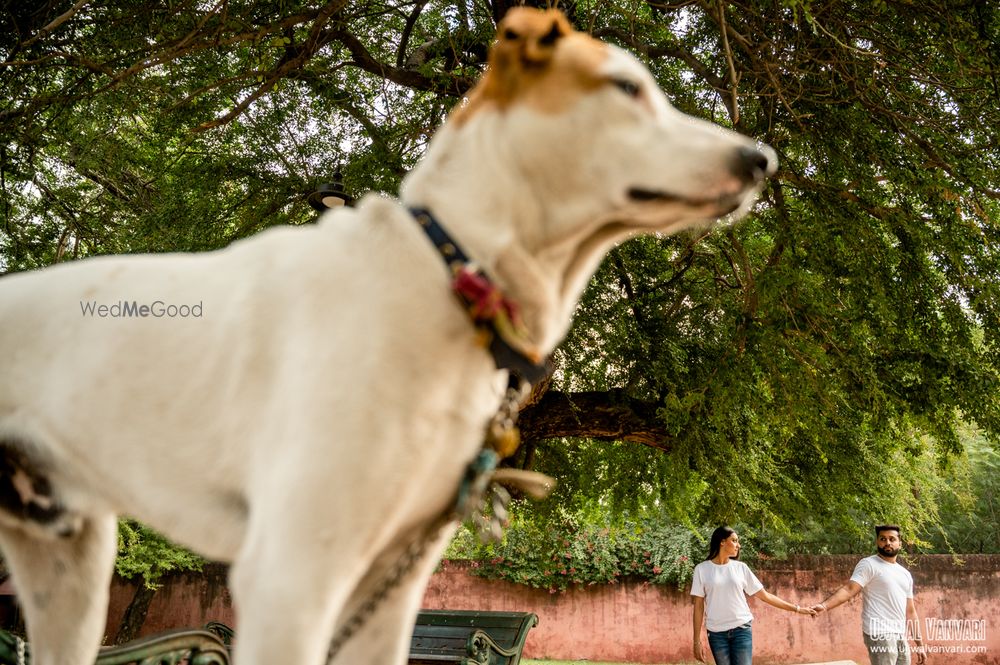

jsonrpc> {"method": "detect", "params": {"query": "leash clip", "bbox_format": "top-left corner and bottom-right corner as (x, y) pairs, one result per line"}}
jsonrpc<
(485, 380), (530, 459)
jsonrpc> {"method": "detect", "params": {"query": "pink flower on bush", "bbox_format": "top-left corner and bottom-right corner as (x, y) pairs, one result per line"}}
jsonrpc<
(653, 566), (662, 574)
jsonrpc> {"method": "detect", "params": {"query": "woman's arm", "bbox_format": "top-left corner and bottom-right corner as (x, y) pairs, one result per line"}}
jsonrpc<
(692, 596), (707, 663)
(752, 589), (816, 615)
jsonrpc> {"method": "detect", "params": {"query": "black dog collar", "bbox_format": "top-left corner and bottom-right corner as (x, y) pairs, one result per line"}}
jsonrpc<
(409, 207), (548, 385)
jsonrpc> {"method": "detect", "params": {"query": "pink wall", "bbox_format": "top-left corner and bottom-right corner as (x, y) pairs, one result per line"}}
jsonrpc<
(105, 555), (1000, 664)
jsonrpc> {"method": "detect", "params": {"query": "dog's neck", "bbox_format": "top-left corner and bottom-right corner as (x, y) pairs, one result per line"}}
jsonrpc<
(400, 117), (625, 356)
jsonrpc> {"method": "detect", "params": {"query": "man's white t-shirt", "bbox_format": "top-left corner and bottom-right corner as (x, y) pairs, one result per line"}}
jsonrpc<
(850, 555), (914, 636)
(690, 559), (765, 632)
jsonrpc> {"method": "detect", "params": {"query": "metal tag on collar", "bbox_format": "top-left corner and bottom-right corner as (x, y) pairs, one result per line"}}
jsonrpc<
(485, 379), (530, 458)
(454, 449), (555, 544)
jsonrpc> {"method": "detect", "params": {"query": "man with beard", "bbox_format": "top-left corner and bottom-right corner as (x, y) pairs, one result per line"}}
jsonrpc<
(812, 525), (927, 665)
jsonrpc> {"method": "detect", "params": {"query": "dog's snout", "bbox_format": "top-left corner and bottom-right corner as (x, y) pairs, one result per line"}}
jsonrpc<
(733, 145), (777, 184)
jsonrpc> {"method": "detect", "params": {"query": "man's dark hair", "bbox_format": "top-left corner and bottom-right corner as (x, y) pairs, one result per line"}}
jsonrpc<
(875, 524), (901, 538)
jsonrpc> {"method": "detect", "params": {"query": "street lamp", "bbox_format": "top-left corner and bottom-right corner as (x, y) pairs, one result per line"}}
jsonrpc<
(307, 170), (354, 211)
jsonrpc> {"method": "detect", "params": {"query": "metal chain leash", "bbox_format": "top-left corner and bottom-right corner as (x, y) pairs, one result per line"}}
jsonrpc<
(325, 449), (513, 662)
(325, 511), (453, 663)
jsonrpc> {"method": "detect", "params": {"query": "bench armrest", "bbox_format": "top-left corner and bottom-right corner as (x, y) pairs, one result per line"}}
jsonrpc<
(465, 629), (519, 664)
(96, 629), (229, 665)
(0, 627), (229, 665)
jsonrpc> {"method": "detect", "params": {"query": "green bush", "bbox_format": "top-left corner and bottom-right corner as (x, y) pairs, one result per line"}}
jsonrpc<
(116, 519), (204, 589)
(463, 509), (705, 592)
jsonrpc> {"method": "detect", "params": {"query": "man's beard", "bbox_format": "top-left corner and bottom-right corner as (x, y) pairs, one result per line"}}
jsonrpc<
(878, 545), (900, 557)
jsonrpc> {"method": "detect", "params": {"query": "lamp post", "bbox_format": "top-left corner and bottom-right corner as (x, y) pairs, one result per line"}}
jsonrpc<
(307, 170), (354, 211)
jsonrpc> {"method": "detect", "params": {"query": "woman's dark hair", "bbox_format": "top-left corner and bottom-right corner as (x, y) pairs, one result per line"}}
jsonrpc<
(706, 525), (737, 561)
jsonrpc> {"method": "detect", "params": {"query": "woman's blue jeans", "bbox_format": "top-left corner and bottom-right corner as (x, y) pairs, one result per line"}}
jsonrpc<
(707, 622), (753, 665)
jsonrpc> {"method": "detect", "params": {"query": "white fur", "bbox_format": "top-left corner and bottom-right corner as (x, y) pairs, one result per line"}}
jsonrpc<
(0, 22), (774, 665)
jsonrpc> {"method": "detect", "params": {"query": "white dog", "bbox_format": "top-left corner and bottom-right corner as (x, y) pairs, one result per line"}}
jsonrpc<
(0, 8), (774, 665)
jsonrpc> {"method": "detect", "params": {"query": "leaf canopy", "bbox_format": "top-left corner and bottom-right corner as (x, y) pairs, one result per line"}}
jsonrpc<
(2, 0), (998, 548)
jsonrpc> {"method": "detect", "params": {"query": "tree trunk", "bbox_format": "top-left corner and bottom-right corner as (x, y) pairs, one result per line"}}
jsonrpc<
(114, 583), (156, 644)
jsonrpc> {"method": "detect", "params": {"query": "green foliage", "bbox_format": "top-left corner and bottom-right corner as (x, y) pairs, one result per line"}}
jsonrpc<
(2, 0), (999, 562)
(547, 0), (1000, 531)
(116, 520), (204, 589)
(927, 423), (1000, 553)
(459, 506), (705, 592)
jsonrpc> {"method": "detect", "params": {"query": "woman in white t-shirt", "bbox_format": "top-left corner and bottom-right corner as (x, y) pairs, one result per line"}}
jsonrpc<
(691, 526), (815, 664)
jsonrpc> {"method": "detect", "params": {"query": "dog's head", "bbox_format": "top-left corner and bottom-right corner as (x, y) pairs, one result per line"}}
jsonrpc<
(450, 8), (775, 234)
(401, 8), (776, 351)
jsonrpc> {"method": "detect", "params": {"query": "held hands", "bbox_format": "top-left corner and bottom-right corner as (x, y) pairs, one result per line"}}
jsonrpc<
(809, 602), (829, 616)
(793, 604), (818, 616)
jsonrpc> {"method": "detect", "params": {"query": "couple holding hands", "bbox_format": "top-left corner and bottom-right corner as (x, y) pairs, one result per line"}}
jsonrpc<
(691, 525), (926, 665)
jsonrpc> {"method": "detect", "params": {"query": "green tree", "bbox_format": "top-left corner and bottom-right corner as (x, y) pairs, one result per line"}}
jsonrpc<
(928, 423), (1000, 553)
(2, 0), (998, 558)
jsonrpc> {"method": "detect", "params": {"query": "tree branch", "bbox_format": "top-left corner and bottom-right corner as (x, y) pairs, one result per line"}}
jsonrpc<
(715, 0), (740, 125)
(397, 0), (428, 69)
(15, 0), (90, 53)
(195, 0), (349, 131)
(329, 27), (476, 97)
(519, 390), (673, 451)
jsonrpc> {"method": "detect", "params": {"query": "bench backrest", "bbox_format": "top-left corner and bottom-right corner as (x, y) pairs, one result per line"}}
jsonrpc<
(409, 609), (538, 665)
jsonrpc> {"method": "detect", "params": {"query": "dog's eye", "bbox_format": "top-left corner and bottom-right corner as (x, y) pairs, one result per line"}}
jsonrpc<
(611, 78), (641, 98)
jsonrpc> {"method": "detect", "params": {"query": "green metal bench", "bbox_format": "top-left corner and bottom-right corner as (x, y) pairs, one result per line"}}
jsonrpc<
(408, 609), (538, 665)
(0, 627), (229, 665)
(0, 609), (537, 665)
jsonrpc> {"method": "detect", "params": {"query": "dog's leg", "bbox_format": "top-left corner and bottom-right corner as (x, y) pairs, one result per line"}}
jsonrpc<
(0, 513), (117, 665)
(228, 508), (372, 665)
(329, 524), (457, 665)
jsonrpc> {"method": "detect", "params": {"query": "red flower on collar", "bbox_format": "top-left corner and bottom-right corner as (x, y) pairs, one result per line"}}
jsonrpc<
(451, 266), (540, 363)
(452, 266), (521, 325)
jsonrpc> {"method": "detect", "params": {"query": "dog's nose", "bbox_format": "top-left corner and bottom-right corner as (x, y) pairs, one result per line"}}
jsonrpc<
(733, 145), (777, 184)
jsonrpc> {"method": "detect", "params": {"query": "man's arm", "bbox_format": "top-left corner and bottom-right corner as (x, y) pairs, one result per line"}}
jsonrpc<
(907, 597), (927, 664)
(812, 580), (863, 613)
